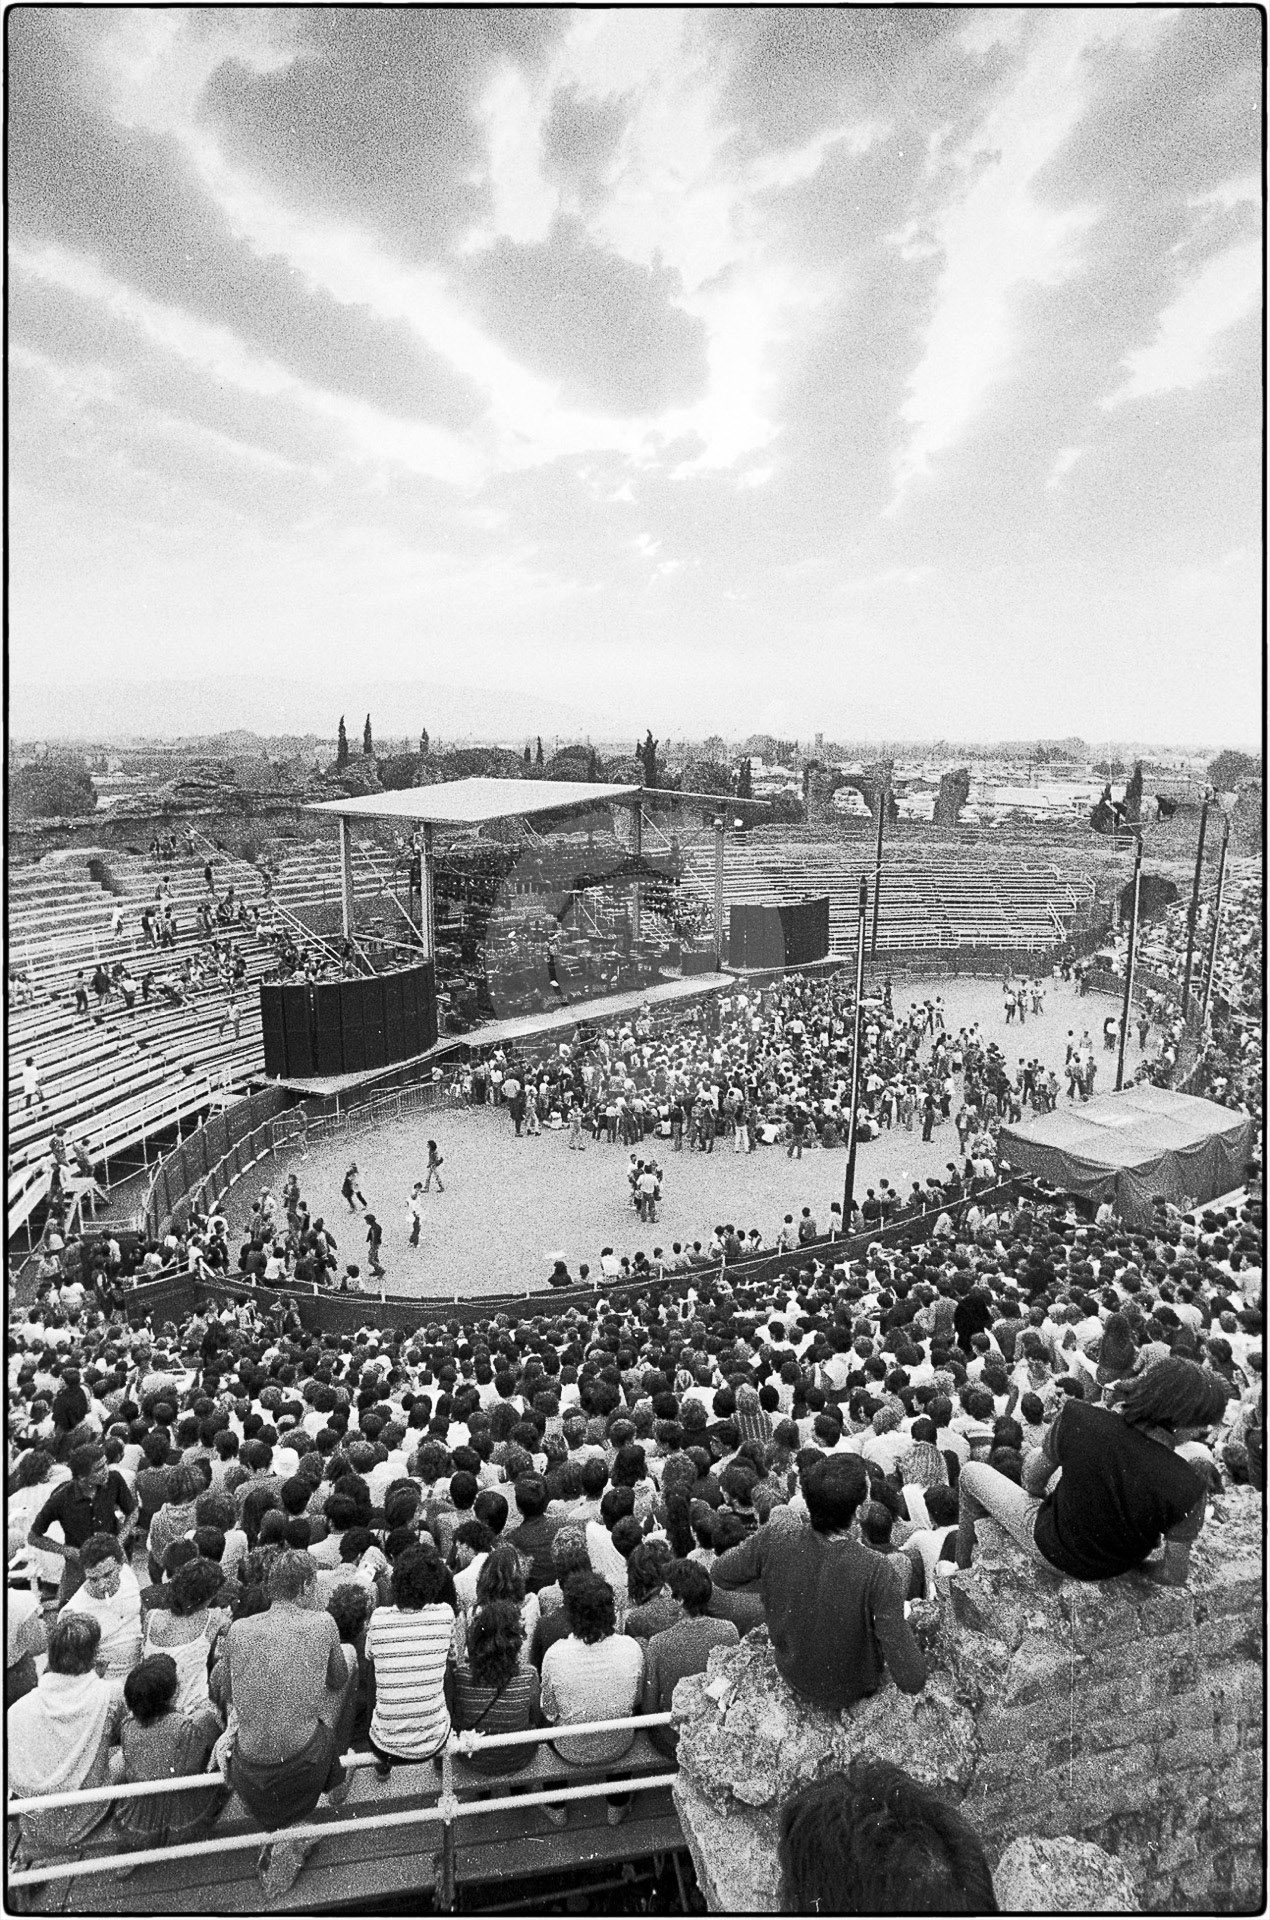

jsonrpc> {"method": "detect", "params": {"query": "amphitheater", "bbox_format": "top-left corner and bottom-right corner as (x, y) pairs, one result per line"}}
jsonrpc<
(7, 812), (1110, 1240)
(6, 798), (1262, 1916)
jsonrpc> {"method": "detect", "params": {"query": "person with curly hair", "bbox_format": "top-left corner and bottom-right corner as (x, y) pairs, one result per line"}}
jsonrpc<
(539, 1572), (644, 1826)
(114, 1653), (226, 1853)
(467, 1543), (539, 1664)
(453, 1599), (541, 1775)
(778, 1758), (997, 1913)
(365, 1544), (456, 1775)
(956, 1357), (1229, 1584)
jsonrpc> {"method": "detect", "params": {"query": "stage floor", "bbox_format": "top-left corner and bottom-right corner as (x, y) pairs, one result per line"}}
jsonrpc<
(273, 970), (734, 1096)
(226, 975), (1149, 1301)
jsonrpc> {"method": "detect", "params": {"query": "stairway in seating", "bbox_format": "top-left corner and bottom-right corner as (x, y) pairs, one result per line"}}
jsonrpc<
(912, 869), (955, 941)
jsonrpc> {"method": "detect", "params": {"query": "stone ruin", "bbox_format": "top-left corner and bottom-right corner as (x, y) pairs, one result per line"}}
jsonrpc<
(671, 1485), (1262, 1912)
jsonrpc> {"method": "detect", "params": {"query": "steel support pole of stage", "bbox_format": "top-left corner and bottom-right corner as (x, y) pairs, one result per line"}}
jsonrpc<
(631, 805), (643, 943)
(1115, 833), (1142, 1093)
(419, 824), (435, 962)
(338, 818), (357, 941)
(842, 875), (869, 1228)
(870, 778), (885, 957)
(1180, 792), (1210, 1015)
(713, 821), (726, 968)
(1200, 810), (1230, 1028)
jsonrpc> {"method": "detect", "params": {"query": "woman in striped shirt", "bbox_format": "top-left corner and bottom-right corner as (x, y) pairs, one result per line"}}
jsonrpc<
(453, 1600), (541, 1775)
(366, 1546), (456, 1776)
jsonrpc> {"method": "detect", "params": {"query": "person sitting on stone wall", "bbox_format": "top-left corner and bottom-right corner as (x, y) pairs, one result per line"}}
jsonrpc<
(955, 1357), (1229, 1585)
(710, 1453), (927, 1711)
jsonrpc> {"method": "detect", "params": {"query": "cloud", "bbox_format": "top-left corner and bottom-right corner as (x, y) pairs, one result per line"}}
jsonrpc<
(887, 11), (1173, 507)
(5, 7), (1261, 744)
(1047, 446), (1084, 488)
(1188, 176), (1260, 214)
(457, 218), (710, 415)
(10, 240), (484, 487)
(1101, 241), (1259, 408)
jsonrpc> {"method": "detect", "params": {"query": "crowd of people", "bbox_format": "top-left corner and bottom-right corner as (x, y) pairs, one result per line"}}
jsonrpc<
(7, 1126), (1262, 1895)
(454, 974), (1027, 1168)
(6, 847), (1263, 1908)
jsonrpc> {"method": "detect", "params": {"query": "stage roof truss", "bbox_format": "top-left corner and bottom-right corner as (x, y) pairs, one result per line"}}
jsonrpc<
(310, 776), (749, 830)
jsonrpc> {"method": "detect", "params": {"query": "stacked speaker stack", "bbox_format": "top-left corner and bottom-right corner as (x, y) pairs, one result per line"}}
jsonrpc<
(728, 896), (831, 971)
(260, 963), (438, 1080)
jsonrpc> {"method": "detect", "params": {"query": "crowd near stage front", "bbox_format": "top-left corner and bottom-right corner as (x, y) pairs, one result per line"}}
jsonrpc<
(223, 973), (1131, 1302)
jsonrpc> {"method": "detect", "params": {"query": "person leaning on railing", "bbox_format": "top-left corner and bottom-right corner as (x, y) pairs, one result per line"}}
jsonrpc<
(7, 1612), (123, 1861)
(112, 1652), (227, 1854)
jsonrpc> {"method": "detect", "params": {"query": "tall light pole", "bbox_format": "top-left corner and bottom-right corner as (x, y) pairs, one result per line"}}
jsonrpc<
(842, 875), (869, 1229)
(1201, 807), (1231, 1027)
(870, 763), (887, 957)
(1115, 831), (1142, 1092)
(1180, 788), (1211, 1015)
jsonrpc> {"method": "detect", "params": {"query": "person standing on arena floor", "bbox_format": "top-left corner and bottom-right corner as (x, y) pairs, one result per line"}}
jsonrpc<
(568, 1099), (586, 1151)
(407, 1182), (425, 1246)
(341, 1163), (367, 1212)
(424, 1140), (446, 1192)
(365, 1214), (385, 1280)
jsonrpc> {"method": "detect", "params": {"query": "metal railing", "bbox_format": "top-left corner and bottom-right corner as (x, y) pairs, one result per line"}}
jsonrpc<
(8, 1711), (680, 1903)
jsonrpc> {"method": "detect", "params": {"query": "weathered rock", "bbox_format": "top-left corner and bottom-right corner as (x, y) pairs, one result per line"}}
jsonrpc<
(673, 1630), (977, 1812)
(995, 1835), (1140, 1911)
(673, 1489), (1263, 1913)
(671, 1774), (783, 1913)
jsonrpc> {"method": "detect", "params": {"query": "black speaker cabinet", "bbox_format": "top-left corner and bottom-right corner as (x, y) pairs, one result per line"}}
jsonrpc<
(257, 961), (439, 1079)
(260, 984), (286, 1078)
(280, 982), (315, 1077)
(312, 982), (345, 1077)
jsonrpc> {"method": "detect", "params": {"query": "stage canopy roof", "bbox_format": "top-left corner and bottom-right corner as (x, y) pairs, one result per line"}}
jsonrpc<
(309, 776), (641, 827)
(997, 1082), (1255, 1226)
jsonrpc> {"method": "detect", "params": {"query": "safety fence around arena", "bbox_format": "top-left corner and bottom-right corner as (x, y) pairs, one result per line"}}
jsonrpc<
(120, 1175), (1040, 1338)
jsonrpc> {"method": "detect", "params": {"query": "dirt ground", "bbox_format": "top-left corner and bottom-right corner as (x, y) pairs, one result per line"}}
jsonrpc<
(227, 974), (1141, 1301)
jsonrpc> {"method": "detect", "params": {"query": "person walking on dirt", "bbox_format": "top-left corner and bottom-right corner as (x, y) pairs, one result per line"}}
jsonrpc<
(342, 1164), (367, 1212)
(423, 1141), (445, 1193)
(365, 1214), (385, 1279)
(407, 1183), (424, 1246)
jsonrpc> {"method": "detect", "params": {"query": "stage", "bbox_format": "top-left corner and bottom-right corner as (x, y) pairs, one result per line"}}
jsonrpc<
(268, 969), (736, 1097)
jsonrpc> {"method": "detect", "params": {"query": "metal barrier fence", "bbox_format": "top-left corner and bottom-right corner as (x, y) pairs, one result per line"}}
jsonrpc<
(141, 1085), (292, 1240)
(158, 1175), (1039, 1340)
(7, 1711), (680, 1910)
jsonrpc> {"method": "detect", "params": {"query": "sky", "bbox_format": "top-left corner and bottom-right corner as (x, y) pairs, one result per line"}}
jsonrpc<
(8, 7), (1263, 746)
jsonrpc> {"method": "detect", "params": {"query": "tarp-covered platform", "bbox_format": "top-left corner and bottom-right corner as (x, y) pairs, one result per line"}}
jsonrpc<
(997, 1083), (1255, 1227)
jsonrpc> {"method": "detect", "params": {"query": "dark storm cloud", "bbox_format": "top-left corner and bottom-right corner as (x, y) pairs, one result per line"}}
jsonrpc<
(200, 9), (566, 264)
(8, 19), (486, 433)
(541, 84), (632, 210)
(709, 7), (968, 149)
(457, 217), (710, 415)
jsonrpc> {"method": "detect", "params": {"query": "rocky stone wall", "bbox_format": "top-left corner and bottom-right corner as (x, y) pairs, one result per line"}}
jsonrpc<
(671, 1486), (1263, 1912)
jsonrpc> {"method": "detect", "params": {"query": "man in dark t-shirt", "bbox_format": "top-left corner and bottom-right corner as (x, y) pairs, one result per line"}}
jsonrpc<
(28, 1443), (136, 1603)
(956, 1360), (1226, 1585)
(711, 1455), (926, 1711)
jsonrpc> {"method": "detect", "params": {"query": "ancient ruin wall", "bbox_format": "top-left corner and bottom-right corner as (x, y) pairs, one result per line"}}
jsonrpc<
(671, 1485), (1263, 1912)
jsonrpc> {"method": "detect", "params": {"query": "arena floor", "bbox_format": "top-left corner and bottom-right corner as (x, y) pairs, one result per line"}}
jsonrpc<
(228, 975), (1142, 1301)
